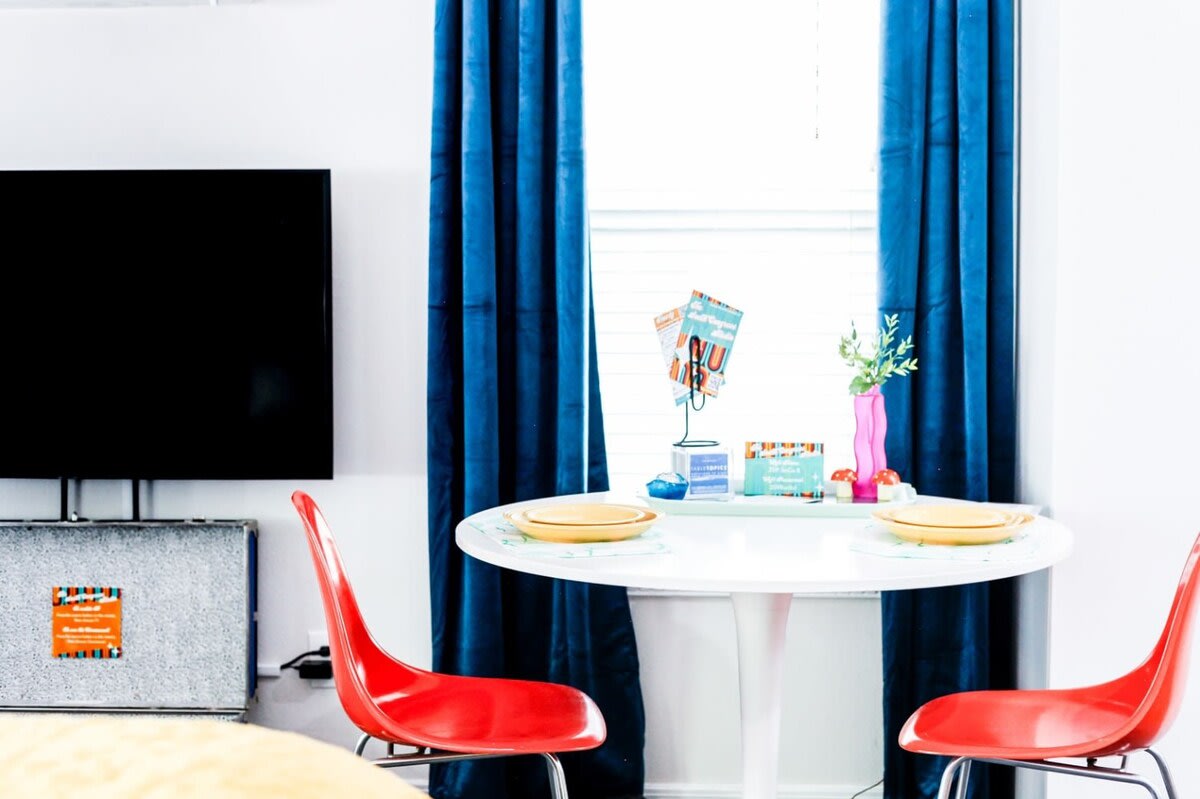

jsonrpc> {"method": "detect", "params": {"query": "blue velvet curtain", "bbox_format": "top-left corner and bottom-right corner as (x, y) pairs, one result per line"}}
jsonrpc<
(426, 1), (645, 797)
(877, 2), (1015, 799)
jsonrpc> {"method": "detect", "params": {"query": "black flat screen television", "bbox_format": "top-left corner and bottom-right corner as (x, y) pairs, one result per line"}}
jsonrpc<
(0, 169), (333, 480)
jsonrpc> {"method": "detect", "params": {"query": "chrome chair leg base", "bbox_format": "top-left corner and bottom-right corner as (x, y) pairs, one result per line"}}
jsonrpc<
(935, 752), (1172, 799)
(355, 736), (573, 799)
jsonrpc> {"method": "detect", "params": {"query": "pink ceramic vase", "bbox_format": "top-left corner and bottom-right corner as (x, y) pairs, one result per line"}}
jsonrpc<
(852, 386), (887, 499)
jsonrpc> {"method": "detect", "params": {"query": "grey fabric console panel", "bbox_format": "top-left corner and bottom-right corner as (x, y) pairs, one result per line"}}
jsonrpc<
(0, 521), (256, 715)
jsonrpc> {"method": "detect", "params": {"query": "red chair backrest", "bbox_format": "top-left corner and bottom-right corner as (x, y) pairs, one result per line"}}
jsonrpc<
(291, 490), (428, 740)
(1106, 531), (1200, 751)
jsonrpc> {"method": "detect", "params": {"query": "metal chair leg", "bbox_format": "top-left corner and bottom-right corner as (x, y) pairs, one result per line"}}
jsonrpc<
(1146, 749), (1179, 799)
(971, 756), (1160, 798)
(356, 741), (568, 799)
(542, 752), (569, 799)
(954, 759), (972, 799)
(937, 757), (971, 799)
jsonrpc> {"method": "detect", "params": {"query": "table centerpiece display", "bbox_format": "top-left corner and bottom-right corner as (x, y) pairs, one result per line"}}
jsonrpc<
(837, 314), (918, 500)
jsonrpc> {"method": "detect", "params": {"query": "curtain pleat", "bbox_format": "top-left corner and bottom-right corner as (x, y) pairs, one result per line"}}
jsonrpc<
(877, 1), (1016, 798)
(427, 1), (646, 797)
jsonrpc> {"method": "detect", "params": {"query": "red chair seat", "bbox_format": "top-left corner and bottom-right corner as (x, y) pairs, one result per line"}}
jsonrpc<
(900, 686), (1140, 760)
(372, 672), (606, 754)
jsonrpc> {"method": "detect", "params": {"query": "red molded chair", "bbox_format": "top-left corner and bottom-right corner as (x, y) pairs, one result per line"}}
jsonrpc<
(899, 532), (1200, 799)
(290, 490), (607, 799)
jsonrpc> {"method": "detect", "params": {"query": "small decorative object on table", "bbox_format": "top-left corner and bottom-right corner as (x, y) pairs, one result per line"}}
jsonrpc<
(646, 472), (689, 500)
(830, 468), (857, 501)
(743, 442), (824, 498)
(656, 291), (743, 449)
(838, 314), (918, 500)
(654, 290), (742, 502)
(872, 468), (902, 502)
(671, 444), (732, 500)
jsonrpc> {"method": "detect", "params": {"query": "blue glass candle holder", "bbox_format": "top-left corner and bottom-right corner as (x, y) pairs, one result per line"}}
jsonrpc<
(646, 472), (689, 500)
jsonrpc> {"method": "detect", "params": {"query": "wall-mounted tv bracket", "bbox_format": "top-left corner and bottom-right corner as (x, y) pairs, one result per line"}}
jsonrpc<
(56, 478), (143, 522)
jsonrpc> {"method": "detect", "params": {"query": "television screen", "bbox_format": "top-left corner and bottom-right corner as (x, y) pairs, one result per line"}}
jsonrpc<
(0, 169), (333, 480)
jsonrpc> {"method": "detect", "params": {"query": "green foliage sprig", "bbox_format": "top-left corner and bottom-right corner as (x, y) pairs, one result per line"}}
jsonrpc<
(837, 314), (918, 395)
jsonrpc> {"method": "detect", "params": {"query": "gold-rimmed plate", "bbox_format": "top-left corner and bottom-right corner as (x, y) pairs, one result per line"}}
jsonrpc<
(871, 510), (1036, 545)
(883, 504), (1017, 529)
(522, 503), (649, 527)
(504, 507), (661, 543)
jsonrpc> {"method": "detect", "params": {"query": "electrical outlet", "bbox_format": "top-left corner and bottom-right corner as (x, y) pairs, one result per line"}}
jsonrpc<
(306, 629), (335, 689)
(308, 629), (329, 652)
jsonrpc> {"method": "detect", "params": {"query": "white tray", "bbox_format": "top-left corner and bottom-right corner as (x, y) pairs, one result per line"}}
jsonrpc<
(640, 484), (917, 518)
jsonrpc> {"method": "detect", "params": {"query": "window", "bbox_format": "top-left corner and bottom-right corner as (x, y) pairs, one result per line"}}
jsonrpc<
(585, 0), (882, 493)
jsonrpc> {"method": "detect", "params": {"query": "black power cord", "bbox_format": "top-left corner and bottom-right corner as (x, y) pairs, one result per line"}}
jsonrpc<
(282, 646), (333, 680)
(281, 647), (330, 670)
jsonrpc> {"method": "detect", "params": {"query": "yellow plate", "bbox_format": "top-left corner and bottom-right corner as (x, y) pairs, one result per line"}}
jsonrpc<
(874, 513), (1036, 545)
(884, 504), (1016, 529)
(504, 508), (661, 543)
(522, 503), (648, 526)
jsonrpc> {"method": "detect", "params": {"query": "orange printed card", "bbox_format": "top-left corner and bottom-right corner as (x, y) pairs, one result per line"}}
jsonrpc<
(52, 586), (122, 659)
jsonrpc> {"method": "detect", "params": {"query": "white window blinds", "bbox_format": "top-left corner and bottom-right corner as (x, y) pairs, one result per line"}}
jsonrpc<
(585, 0), (881, 494)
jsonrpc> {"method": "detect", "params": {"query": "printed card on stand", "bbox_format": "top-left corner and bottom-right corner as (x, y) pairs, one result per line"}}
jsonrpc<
(653, 306), (690, 405)
(656, 290), (743, 406)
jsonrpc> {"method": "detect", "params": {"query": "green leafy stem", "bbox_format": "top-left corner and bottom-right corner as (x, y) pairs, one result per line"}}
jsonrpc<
(837, 314), (919, 395)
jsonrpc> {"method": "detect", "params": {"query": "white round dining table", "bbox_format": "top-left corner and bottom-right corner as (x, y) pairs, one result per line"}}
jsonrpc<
(455, 491), (1073, 799)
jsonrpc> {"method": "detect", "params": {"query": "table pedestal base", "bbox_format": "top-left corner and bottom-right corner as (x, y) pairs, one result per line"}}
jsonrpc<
(732, 592), (793, 799)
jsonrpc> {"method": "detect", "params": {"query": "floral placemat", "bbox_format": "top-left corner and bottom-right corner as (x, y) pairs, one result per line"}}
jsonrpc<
(850, 523), (1044, 562)
(467, 516), (670, 558)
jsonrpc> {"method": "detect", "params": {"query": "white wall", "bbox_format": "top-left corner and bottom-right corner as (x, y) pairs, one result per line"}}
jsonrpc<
(0, 4), (885, 797)
(0, 0), (435, 752)
(1022, 1), (1200, 796)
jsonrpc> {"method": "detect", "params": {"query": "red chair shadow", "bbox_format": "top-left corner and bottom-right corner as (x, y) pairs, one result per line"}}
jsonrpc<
(291, 490), (606, 799)
(899, 532), (1200, 799)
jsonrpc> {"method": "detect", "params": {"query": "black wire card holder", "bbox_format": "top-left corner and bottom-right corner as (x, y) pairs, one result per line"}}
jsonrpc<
(674, 334), (719, 448)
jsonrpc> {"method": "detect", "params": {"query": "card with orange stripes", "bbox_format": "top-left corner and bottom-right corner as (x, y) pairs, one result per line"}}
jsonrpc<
(51, 586), (123, 659)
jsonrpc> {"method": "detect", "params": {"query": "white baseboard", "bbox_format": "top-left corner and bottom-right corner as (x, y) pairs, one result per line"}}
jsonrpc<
(401, 777), (883, 799)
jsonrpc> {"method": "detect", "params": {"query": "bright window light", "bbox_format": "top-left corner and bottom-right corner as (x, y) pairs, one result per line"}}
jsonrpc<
(585, 0), (882, 494)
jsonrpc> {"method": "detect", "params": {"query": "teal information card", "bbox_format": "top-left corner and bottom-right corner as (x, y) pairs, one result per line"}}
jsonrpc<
(743, 442), (824, 498)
